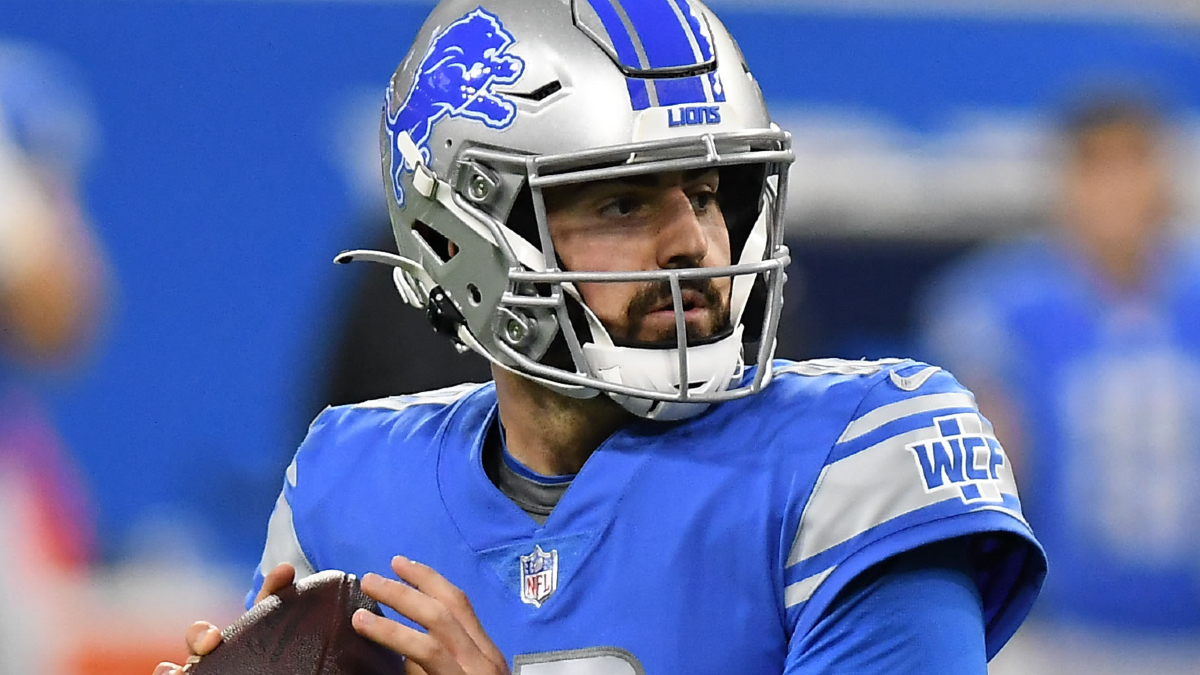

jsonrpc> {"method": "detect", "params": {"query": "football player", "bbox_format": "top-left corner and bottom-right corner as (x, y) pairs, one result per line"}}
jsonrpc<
(921, 94), (1200, 674)
(158, 1), (1045, 673)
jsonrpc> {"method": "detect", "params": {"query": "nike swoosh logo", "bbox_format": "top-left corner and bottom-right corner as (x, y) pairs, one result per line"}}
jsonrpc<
(889, 366), (941, 392)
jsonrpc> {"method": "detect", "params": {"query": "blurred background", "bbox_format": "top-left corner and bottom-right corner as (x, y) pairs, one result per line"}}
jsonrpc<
(1, 0), (1198, 672)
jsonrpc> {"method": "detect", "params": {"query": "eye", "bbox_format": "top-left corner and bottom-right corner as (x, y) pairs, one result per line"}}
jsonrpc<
(599, 195), (641, 218)
(689, 190), (717, 212)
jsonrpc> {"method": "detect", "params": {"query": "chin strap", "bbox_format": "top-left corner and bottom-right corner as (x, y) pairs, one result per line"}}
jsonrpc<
(582, 325), (745, 420)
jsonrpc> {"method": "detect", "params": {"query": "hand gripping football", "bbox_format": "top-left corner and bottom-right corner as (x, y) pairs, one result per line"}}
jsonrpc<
(183, 570), (405, 675)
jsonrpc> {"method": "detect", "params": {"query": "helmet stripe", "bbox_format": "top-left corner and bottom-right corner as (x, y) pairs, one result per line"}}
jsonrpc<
(665, 0), (728, 103)
(584, 0), (647, 70)
(583, 0), (656, 110)
(616, 0), (701, 70)
(654, 76), (709, 106)
(669, 0), (713, 61)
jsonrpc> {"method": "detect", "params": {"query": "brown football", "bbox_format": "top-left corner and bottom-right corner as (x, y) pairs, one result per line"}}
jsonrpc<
(183, 570), (405, 675)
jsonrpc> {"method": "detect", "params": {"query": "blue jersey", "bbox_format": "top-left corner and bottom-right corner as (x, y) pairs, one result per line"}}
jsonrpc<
(920, 235), (1200, 632)
(252, 359), (1044, 672)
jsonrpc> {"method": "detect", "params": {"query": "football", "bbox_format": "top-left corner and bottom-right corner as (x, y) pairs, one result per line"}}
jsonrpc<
(182, 570), (405, 675)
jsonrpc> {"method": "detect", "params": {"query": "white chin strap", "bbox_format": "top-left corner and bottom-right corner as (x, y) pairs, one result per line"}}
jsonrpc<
(582, 325), (745, 421)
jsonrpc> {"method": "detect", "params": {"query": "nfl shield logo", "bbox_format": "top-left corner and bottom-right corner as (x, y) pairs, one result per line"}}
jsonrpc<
(519, 545), (558, 608)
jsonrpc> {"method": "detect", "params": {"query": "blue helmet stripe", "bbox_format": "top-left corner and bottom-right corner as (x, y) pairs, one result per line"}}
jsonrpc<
(617, 0), (699, 70)
(625, 79), (651, 110)
(584, 0), (654, 109)
(584, 0), (646, 71)
(654, 76), (709, 106)
(670, 0), (712, 61)
(667, 0), (725, 102)
(708, 73), (726, 103)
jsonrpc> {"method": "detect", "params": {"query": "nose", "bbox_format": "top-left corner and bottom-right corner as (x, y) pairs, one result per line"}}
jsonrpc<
(655, 188), (709, 270)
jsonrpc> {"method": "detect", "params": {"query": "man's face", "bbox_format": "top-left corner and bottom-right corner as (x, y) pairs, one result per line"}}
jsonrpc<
(543, 169), (733, 345)
(1063, 120), (1170, 247)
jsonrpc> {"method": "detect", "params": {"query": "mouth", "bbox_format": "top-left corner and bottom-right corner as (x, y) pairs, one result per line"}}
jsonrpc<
(620, 280), (730, 345)
(647, 289), (709, 316)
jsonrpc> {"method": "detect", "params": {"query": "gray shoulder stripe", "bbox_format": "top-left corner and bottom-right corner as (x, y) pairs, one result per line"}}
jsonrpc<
(774, 358), (905, 378)
(351, 382), (484, 411)
(259, 490), (316, 578)
(784, 566), (836, 608)
(837, 391), (977, 444)
(787, 423), (1020, 567)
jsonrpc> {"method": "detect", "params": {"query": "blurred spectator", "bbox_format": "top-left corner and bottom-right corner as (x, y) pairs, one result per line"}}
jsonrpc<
(0, 41), (111, 674)
(919, 92), (1200, 674)
(0, 43), (107, 366)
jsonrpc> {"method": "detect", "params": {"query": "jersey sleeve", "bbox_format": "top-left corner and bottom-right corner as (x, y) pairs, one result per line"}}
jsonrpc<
(786, 538), (987, 674)
(782, 362), (1046, 660)
(244, 408), (333, 609)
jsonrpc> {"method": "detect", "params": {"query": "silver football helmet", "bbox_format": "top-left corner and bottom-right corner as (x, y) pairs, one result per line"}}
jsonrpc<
(338, 0), (793, 420)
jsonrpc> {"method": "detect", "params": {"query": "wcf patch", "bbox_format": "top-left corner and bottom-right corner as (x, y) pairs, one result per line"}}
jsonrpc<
(906, 413), (1007, 504)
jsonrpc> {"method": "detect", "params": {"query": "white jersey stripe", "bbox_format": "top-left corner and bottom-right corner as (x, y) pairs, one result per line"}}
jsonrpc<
(285, 455), (298, 487)
(259, 489), (317, 578)
(836, 391), (977, 443)
(783, 566), (836, 608)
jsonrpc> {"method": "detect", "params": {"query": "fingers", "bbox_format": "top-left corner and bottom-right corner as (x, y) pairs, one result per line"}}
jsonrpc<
(391, 557), (507, 669)
(405, 661), (432, 675)
(356, 558), (506, 674)
(153, 663), (181, 675)
(353, 609), (465, 674)
(185, 621), (222, 656)
(255, 562), (296, 604)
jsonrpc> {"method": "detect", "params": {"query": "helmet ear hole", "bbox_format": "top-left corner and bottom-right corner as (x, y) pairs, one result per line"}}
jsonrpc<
(413, 220), (457, 262)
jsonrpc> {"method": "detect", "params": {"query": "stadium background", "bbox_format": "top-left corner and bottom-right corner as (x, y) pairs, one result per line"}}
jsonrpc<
(1, 0), (1198, 671)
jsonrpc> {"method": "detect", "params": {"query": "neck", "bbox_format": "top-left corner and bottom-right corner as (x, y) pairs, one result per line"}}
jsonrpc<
(493, 366), (631, 476)
(1096, 242), (1150, 289)
(1070, 226), (1155, 290)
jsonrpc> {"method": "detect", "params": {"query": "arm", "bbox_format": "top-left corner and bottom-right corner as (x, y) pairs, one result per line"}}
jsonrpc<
(788, 538), (986, 674)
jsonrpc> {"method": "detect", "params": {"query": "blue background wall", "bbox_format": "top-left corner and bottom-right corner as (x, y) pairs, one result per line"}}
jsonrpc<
(2, 1), (1198, 567)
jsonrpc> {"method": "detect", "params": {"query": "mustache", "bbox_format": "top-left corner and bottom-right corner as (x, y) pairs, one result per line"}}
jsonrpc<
(624, 277), (729, 341)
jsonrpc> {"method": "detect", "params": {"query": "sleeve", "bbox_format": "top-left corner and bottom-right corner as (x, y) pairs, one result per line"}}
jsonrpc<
(781, 363), (1046, 660)
(786, 538), (987, 674)
(244, 410), (331, 609)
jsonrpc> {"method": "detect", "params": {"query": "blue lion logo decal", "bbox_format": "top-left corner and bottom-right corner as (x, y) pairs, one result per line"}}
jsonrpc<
(384, 7), (525, 207)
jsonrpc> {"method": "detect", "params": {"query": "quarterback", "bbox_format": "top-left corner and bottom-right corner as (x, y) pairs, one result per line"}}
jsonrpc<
(158, 0), (1045, 673)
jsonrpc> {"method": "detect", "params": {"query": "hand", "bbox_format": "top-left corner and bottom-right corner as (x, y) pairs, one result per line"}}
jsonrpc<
(354, 555), (509, 675)
(151, 563), (297, 675)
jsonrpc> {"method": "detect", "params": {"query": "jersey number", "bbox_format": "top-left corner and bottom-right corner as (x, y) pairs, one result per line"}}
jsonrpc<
(513, 647), (645, 675)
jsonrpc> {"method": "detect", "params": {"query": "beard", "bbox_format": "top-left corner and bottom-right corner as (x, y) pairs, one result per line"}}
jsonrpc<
(533, 276), (734, 373)
(619, 277), (732, 345)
